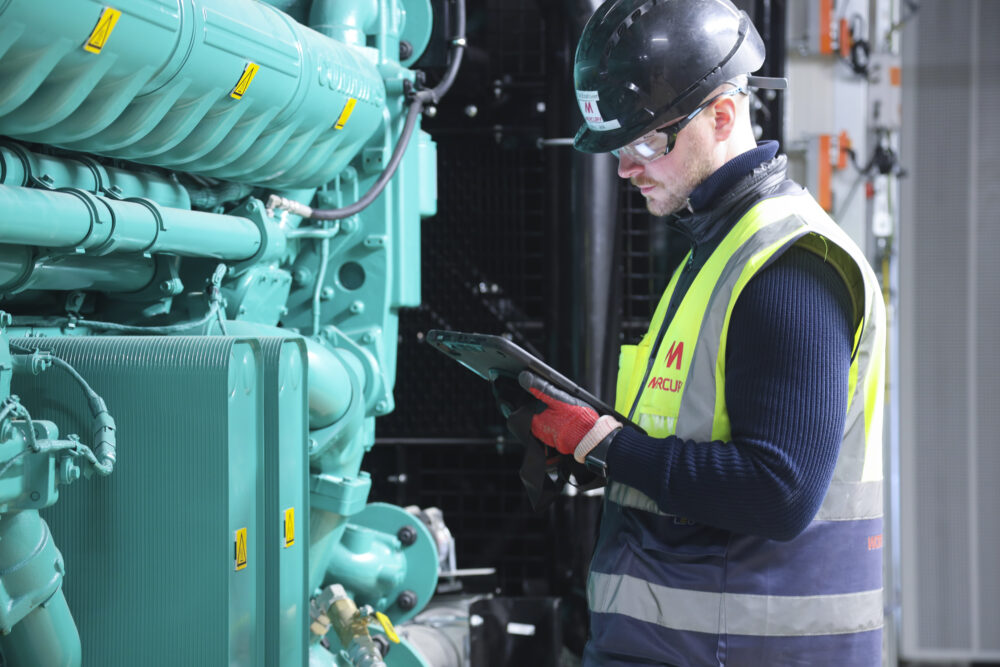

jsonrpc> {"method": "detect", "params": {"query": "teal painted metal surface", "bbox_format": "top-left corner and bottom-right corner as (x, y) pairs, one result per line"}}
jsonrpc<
(12, 337), (266, 666)
(340, 503), (439, 625)
(0, 140), (192, 208)
(0, 0), (445, 661)
(260, 337), (310, 667)
(0, 0), (388, 187)
(0, 184), (270, 260)
(0, 244), (155, 294)
(398, 0), (435, 68)
(0, 510), (80, 667)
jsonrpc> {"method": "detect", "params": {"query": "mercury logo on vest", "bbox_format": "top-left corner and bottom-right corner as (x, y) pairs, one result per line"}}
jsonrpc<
(647, 377), (683, 392)
(664, 341), (684, 370)
(646, 341), (684, 392)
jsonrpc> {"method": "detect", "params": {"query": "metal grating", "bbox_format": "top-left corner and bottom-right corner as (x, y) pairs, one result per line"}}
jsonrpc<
(368, 443), (554, 596)
(616, 186), (685, 345)
(371, 0), (554, 596)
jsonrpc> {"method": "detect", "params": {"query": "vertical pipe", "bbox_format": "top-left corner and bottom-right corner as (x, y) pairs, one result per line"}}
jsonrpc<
(0, 590), (82, 667)
(558, 0), (621, 398)
(0, 511), (81, 667)
(572, 154), (620, 398)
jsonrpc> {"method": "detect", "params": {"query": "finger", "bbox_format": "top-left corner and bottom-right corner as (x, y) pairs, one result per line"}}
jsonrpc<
(518, 370), (587, 407)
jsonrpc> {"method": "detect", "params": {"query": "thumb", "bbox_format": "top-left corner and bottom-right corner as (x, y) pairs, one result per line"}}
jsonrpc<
(518, 370), (587, 408)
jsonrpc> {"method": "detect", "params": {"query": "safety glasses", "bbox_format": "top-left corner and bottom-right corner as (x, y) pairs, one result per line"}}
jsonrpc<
(612, 87), (746, 165)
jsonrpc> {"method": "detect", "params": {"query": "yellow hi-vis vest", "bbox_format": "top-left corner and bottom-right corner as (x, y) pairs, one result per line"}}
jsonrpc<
(586, 191), (886, 665)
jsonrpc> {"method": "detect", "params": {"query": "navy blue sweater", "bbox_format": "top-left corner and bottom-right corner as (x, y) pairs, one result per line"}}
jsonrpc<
(605, 143), (855, 541)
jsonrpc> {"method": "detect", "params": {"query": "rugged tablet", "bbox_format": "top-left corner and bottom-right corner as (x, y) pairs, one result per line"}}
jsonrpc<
(425, 329), (637, 428)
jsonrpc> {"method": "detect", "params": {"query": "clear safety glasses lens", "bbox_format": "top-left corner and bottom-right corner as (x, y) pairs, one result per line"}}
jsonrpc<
(611, 87), (747, 165)
(611, 131), (674, 164)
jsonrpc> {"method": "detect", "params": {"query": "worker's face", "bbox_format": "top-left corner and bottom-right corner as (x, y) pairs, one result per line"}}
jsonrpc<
(616, 112), (716, 217)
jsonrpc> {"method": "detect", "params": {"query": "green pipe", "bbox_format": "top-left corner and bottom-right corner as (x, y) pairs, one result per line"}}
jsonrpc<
(309, 0), (379, 45)
(0, 184), (262, 260)
(0, 244), (155, 293)
(218, 322), (352, 428)
(0, 142), (192, 209)
(309, 508), (350, 594)
(0, 589), (81, 667)
(325, 524), (405, 596)
(0, 510), (80, 667)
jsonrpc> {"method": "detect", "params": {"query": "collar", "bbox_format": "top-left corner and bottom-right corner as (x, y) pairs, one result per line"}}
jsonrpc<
(670, 148), (791, 247)
(688, 141), (779, 211)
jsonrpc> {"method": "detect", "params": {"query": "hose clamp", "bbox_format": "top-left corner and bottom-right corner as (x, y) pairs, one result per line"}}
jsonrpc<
(123, 196), (167, 257)
(54, 187), (113, 254)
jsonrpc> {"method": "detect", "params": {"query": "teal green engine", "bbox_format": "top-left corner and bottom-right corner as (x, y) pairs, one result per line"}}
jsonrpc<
(0, 0), (453, 665)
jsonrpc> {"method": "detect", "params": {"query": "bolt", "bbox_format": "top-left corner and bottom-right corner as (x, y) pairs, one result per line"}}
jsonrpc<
(30, 491), (40, 502)
(397, 525), (417, 546)
(292, 269), (311, 286)
(399, 40), (413, 60)
(320, 286), (334, 300)
(396, 590), (417, 611)
(372, 634), (391, 658)
(536, 101), (546, 113)
(376, 400), (388, 414)
(279, 306), (289, 316)
(159, 278), (183, 295)
(349, 301), (364, 314)
(59, 458), (80, 486)
(424, 105), (437, 118)
(464, 105), (478, 118)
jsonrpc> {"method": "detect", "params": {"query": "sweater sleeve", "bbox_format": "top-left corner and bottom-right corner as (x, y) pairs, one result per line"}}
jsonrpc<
(604, 246), (855, 540)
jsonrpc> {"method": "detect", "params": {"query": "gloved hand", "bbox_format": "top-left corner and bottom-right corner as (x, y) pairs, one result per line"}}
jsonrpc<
(490, 372), (531, 419)
(515, 370), (622, 463)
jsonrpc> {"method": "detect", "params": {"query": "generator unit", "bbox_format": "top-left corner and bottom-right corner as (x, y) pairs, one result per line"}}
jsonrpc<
(0, 0), (463, 664)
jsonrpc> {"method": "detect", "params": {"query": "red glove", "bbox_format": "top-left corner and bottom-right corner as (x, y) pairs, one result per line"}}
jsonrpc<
(518, 371), (622, 462)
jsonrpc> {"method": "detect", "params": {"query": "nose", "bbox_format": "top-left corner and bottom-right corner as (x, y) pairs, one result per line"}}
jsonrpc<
(617, 153), (643, 180)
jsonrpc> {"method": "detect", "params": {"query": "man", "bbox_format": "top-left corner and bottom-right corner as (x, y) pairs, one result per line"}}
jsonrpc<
(508, 1), (886, 665)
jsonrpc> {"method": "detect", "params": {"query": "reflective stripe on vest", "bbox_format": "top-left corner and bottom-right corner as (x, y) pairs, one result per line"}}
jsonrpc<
(593, 192), (886, 658)
(589, 572), (884, 637)
(607, 477), (882, 521)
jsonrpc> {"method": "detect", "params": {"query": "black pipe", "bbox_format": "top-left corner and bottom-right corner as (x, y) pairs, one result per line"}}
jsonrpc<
(571, 0), (620, 399)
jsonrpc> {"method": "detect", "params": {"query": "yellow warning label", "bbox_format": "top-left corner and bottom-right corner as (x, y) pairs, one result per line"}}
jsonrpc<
(83, 7), (122, 54)
(283, 507), (295, 548)
(230, 62), (260, 100)
(234, 528), (248, 571)
(334, 98), (358, 130)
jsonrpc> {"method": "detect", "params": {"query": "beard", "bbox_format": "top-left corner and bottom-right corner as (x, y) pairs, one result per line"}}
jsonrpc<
(633, 132), (717, 216)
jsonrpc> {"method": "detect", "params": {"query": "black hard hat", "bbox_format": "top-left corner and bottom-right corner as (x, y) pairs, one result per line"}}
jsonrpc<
(573, 0), (785, 153)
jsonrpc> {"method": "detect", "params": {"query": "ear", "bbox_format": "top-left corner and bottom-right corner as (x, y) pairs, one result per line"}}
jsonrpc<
(711, 97), (738, 141)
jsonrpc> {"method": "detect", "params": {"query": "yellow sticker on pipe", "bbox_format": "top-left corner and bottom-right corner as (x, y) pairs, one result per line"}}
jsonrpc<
(234, 527), (248, 571)
(334, 98), (358, 130)
(83, 7), (122, 54)
(283, 507), (295, 548)
(374, 611), (400, 643)
(230, 62), (260, 100)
